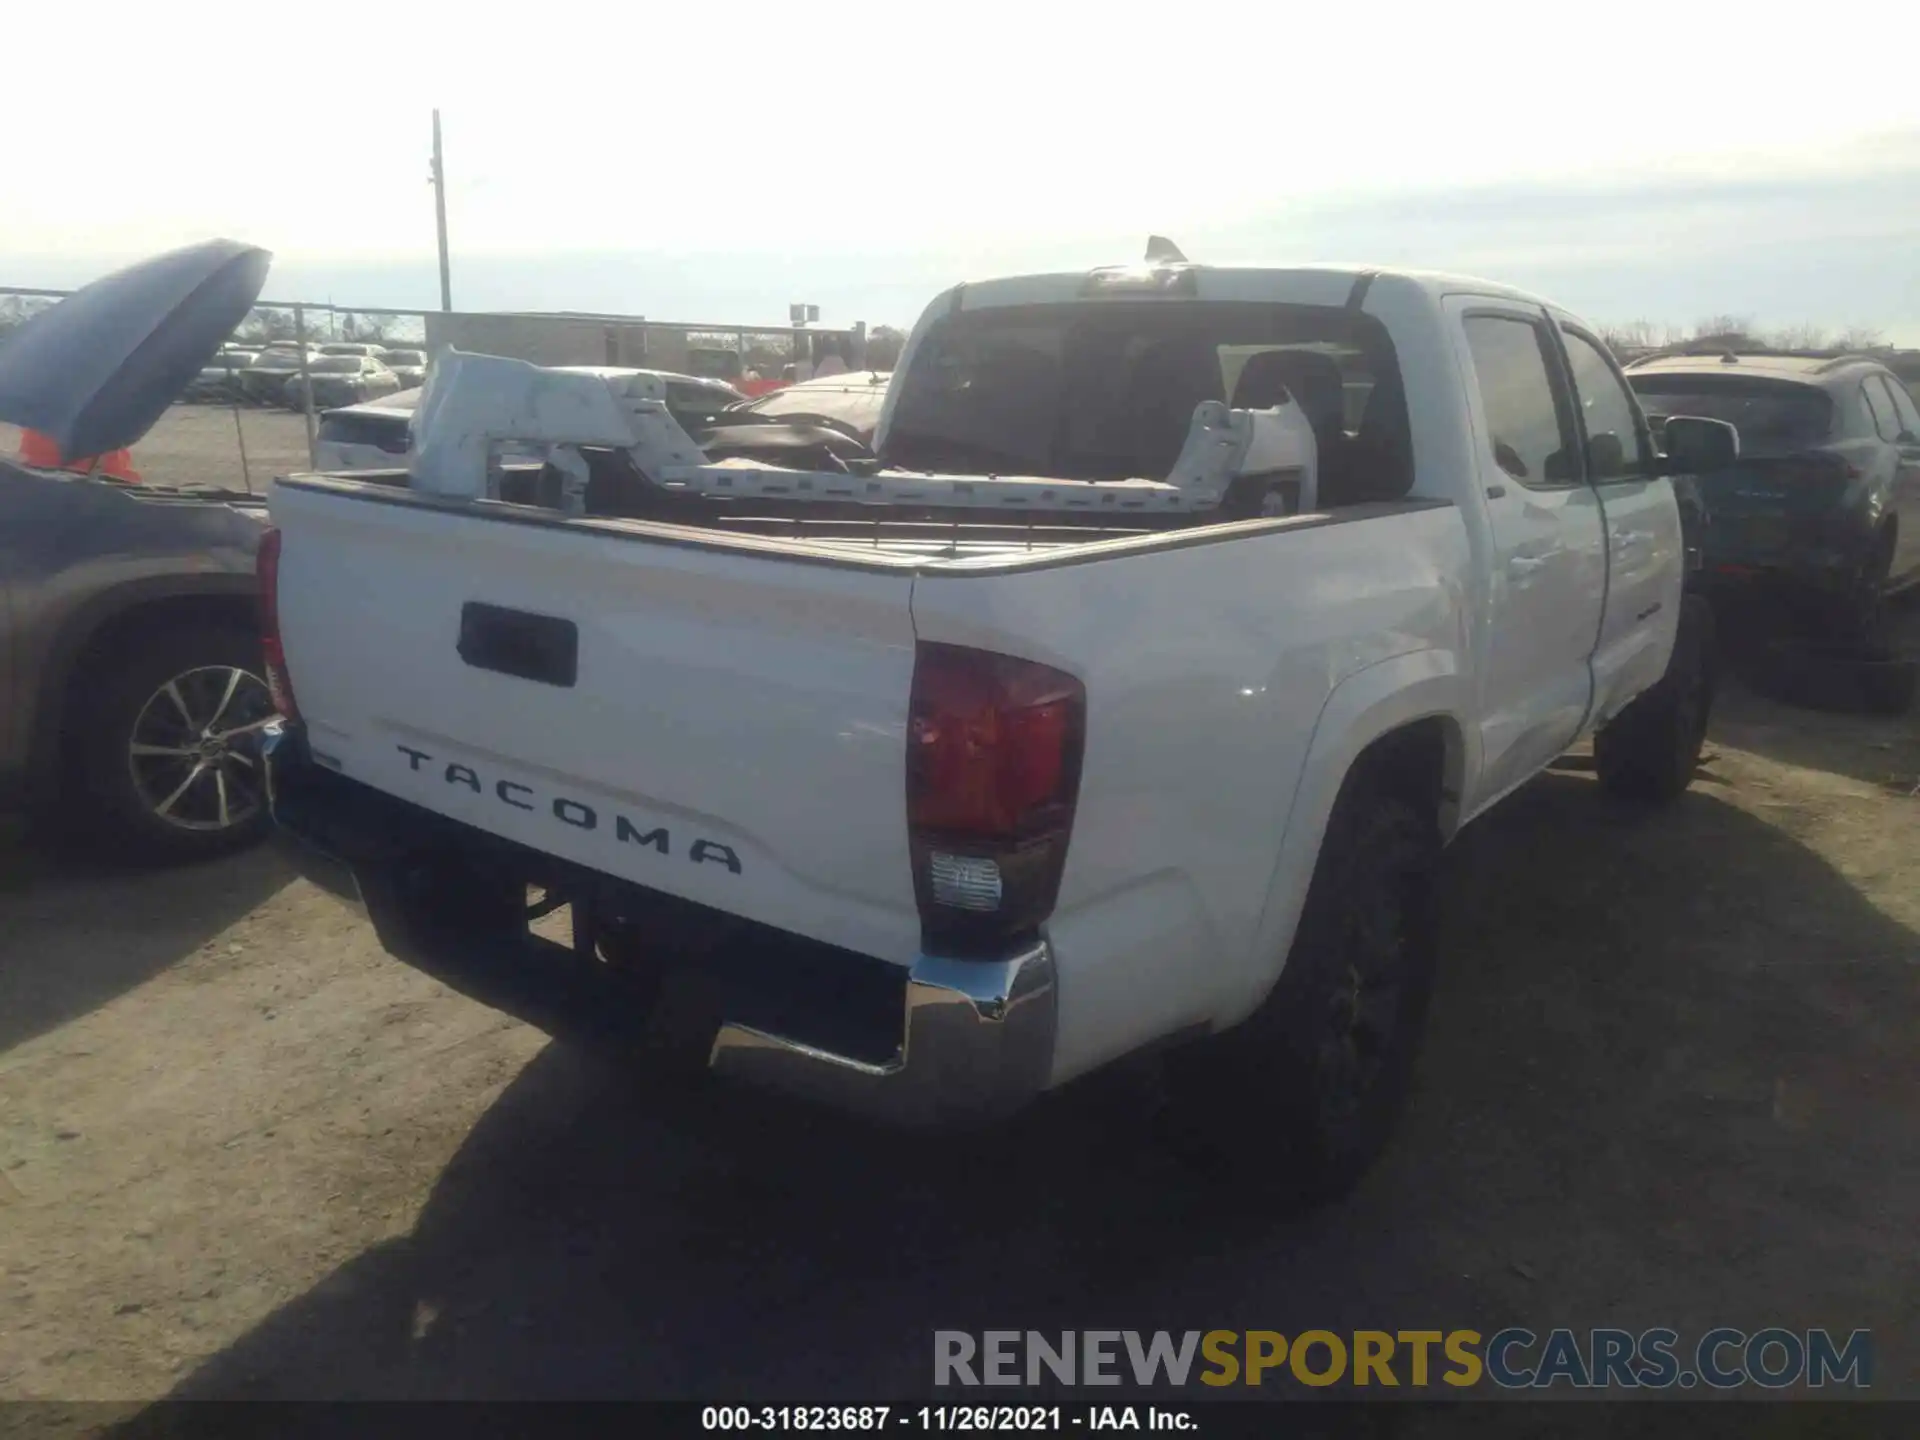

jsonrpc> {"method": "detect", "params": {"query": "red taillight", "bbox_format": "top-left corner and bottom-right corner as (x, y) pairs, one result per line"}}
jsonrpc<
(906, 642), (1085, 952)
(256, 526), (301, 722)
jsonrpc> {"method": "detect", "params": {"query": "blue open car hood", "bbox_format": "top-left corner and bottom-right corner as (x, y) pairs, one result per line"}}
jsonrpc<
(0, 239), (271, 461)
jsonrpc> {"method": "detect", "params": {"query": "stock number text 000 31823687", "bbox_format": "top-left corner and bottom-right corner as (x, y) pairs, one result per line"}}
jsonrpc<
(700, 1408), (1073, 1431)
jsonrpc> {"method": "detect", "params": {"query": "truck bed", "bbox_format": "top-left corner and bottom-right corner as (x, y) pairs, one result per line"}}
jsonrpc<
(281, 466), (1443, 568)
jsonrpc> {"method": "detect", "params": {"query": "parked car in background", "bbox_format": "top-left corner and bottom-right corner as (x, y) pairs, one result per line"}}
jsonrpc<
(1627, 351), (1920, 639)
(181, 354), (250, 403)
(318, 342), (386, 359)
(381, 348), (428, 386)
(696, 369), (892, 468)
(715, 369), (891, 440)
(0, 238), (277, 861)
(284, 355), (403, 411)
(237, 345), (320, 405)
(311, 368), (744, 471)
(313, 388), (422, 471)
(685, 346), (745, 383)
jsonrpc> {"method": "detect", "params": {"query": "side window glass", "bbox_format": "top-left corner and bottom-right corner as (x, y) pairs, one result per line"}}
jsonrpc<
(1861, 380), (1896, 442)
(1462, 316), (1577, 487)
(1561, 330), (1652, 480)
(1885, 377), (1920, 438)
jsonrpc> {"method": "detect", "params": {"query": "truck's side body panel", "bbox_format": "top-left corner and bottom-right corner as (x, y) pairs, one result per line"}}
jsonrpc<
(1223, 647), (1473, 1031)
(909, 503), (1472, 1083)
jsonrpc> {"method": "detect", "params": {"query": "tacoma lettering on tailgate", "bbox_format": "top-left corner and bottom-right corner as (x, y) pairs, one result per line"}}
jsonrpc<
(395, 744), (743, 875)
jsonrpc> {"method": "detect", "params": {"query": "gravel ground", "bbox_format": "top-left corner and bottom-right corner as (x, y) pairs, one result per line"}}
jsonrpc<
(1, 404), (314, 493)
(1, 648), (1917, 1409)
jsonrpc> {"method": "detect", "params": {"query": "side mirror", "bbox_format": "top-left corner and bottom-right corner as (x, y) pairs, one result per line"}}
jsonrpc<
(1660, 415), (1740, 474)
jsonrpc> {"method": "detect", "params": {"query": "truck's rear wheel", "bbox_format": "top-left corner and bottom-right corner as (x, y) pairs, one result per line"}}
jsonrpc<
(1594, 594), (1715, 805)
(1159, 777), (1441, 1207)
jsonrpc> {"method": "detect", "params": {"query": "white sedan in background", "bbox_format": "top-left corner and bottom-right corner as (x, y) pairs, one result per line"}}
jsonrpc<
(313, 367), (745, 471)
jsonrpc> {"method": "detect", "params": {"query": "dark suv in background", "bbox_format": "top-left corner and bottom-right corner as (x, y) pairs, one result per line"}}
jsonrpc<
(1626, 352), (1920, 639)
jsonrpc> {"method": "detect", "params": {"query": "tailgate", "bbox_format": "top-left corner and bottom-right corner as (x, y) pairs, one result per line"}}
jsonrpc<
(268, 480), (924, 965)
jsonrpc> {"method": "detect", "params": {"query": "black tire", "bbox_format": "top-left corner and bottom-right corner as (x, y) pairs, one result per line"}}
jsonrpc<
(67, 621), (275, 864)
(1159, 775), (1441, 1208)
(1833, 529), (1896, 646)
(1594, 594), (1716, 804)
(1757, 638), (1918, 717)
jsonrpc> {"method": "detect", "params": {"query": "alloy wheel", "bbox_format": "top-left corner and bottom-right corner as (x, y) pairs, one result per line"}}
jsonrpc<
(126, 665), (275, 833)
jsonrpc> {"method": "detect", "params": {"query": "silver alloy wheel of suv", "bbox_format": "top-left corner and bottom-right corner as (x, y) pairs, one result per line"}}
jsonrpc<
(125, 663), (275, 834)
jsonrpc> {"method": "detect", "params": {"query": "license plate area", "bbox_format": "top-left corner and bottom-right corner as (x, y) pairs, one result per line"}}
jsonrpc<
(457, 602), (578, 687)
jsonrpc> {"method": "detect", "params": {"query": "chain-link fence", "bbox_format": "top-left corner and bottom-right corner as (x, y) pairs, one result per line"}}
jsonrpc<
(1, 287), (868, 492)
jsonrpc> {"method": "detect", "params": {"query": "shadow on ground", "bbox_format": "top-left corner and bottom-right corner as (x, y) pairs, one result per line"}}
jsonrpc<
(1703, 590), (1920, 792)
(110, 766), (1919, 1407)
(0, 816), (294, 1053)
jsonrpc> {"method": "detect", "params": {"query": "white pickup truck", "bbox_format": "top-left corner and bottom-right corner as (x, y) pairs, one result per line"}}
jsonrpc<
(257, 250), (1736, 1201)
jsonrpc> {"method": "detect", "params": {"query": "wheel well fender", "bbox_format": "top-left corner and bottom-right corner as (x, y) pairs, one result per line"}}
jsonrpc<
(29, 578), (258, 784)
(1218, 647), (1471, 1029)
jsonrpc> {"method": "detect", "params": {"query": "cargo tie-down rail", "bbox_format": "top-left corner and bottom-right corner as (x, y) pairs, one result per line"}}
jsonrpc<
(405, 350), (1319, 518)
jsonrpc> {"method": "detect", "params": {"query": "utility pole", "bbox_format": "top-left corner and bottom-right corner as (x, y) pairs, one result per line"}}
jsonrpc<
(430, 110), (453, 312)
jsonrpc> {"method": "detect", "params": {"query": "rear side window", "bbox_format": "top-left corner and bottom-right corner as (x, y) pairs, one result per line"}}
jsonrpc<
(1627, 376), (1833, 455)
(1884, 377), (1920, 438)
(1860, 379), (1897, 441)
(1560, 330), (1651, 480)
(1862, 376), (1915, 441)
(1462, 315), (1577, 487)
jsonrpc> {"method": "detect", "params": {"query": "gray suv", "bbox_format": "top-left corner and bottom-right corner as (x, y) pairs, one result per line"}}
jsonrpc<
(0, 239), (279, 861)
(1627, 351), (1920, 639)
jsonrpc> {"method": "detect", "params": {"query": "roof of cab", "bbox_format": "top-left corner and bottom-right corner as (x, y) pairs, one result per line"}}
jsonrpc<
(949, 261), (1556, 315)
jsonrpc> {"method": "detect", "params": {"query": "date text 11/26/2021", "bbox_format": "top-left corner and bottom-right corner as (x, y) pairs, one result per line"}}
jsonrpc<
(701, 1407), (1193, 1431)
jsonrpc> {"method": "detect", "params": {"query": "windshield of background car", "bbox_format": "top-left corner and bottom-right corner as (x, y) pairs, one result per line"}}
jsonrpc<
(665, 383), (742, 429)
(1629, 376), (1834, 455)
(310, 358), (360, 374)
(746, 381), (891, 436)
(882, 300), (1399, 481)
(384, 351), (425, 365)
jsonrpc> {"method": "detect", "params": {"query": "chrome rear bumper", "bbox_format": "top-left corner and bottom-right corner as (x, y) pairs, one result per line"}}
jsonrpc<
(265, 723), (1056, 1126)
(708, 944), (1055, 1125)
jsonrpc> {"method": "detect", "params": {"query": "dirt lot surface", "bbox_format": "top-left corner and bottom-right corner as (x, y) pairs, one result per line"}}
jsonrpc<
(2, 404), (313, 494)
(2, 641), (1917, 1409)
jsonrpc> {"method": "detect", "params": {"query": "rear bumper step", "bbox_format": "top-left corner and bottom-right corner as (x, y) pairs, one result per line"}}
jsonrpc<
(262, 723), (1056, 1126)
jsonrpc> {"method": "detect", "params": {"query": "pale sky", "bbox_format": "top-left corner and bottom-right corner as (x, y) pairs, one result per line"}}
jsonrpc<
(8, 0), (1920, 339)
